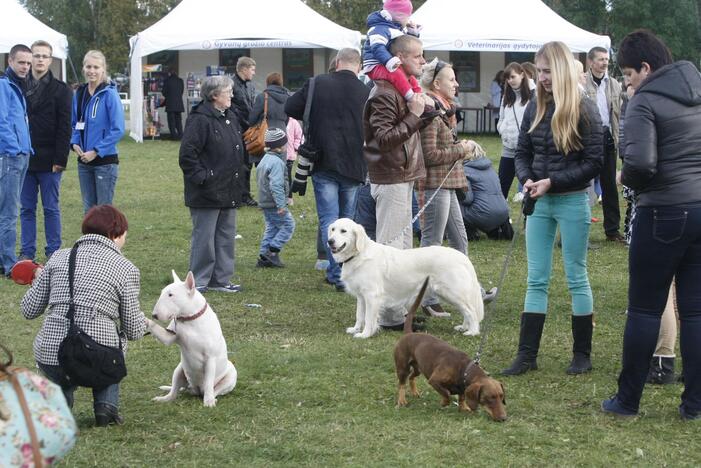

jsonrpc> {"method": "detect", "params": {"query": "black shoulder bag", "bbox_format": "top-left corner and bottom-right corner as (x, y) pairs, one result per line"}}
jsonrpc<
(297, 77), (322, 163)
(57, 244), (127, 388)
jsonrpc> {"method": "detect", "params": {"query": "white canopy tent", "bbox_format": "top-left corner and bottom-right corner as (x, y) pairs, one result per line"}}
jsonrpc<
(413, 0), (610, 53)
(0, 0), (68, 79)
(128, 0), (361, 142)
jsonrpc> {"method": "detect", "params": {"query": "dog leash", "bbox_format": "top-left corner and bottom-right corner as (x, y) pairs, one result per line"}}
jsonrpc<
(472, 214), (527, 367)
(385, 159), (461, 246)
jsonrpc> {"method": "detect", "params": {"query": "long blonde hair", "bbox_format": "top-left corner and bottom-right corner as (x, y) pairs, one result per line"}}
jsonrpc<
(528, 42), (582, 154)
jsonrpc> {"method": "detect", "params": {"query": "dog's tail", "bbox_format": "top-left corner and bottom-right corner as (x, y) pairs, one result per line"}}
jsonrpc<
(404, 277), (430, 334)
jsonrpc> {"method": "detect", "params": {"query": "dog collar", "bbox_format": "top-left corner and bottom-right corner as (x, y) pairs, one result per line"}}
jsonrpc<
(462, 360), (479, 387)
(339, 255), (356, 267)
(177, 302), (208, 322)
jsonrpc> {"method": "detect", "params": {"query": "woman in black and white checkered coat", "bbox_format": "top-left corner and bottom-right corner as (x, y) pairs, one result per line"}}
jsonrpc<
(21, 205), (147, 427)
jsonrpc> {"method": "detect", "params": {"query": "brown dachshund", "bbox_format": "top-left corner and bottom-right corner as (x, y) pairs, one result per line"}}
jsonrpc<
(394, 279), (507, 421)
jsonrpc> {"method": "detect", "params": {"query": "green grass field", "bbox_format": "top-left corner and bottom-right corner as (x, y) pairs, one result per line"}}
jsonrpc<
(1, 136), (698, 467)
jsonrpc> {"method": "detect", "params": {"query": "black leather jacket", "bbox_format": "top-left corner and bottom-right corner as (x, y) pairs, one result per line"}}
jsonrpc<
(621, 61), (701, 207)
(515, 97), (603, 193)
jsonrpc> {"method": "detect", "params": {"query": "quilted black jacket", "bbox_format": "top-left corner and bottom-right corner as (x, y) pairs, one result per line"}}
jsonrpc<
(515, 96), (603, 193)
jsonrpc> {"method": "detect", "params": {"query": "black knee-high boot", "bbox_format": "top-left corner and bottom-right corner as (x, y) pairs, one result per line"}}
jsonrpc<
(501, 313), (546, 375)
(567, 315), (593, 374)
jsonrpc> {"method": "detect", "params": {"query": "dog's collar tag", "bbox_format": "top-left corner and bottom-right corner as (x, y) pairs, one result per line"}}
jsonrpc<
(178, 302), (208, 322)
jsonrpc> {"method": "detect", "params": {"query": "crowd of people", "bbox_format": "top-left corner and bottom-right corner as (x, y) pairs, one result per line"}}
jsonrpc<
(2, 0), (700, 432)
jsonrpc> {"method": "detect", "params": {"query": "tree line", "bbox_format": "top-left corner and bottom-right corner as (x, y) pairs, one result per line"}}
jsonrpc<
(21, 0), (700, 82)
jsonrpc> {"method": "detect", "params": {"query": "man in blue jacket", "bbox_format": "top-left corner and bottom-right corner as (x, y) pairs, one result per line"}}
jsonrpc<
(0, 44), (33, 277)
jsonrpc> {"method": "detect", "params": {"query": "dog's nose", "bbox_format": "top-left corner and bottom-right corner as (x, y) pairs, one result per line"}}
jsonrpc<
(327, 238), (335, 246)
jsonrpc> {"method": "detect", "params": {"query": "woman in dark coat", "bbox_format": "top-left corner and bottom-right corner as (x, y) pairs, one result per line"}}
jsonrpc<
(601, 30), (701, 420)
(248, 72), (290, 162)
(179, 75), (245, 293)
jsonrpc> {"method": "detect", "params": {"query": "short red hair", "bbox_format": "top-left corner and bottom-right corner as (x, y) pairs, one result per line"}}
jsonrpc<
(82, 205), (128, 240)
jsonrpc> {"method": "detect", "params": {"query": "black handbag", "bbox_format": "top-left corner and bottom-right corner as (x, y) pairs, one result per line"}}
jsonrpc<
(57, 244), (127, 388)
(297, 77), (321, 163)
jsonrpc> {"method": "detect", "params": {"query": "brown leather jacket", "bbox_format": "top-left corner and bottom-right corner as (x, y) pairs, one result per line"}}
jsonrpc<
(363, 80), (426, 184)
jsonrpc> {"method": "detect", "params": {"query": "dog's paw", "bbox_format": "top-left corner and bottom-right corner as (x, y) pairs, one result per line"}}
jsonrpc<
(462, 329), (480, 337)
(397, 397), (409, 407)
(152, 395), (175, 403)
(353, 332), (372, 339)
(203, 397), (217, 407)
(454, 324), (467, 332)
(346, 326), (361, 335)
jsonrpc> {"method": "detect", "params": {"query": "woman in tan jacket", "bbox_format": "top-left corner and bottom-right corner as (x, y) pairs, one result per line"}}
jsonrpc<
(417, 59), (482, 317)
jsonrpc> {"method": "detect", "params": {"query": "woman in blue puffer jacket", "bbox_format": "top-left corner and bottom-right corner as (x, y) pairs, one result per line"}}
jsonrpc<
(70, 50), (124, 213)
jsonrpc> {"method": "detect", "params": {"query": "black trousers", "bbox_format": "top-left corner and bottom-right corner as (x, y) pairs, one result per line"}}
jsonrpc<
(600, 128), (620, 235)
(498, 156), (516, 199)
(166, 112), (183, 140)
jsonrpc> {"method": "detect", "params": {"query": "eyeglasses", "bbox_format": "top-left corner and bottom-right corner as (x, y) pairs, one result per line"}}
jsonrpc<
(32, 54), (51, 60)
(432, 60), (447, 82)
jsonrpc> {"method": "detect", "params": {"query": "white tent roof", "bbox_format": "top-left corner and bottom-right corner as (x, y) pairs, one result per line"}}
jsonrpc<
(129, 0), (361, 142)
(413, 0), (610, 53)
(0, 0), (69, 59)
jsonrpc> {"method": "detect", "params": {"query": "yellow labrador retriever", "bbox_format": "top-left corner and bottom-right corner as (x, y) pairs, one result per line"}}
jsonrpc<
(328, 218), (484, 339)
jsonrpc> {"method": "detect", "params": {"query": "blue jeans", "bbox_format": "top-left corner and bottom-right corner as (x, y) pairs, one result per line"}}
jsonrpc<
(260, 208), (295, 255)
(613, 204), (701, 415)
(0, 153), (30, 273)
(524, 192), (593, 315)
(78, 163), (119, 213)
(312, 170), (361, 285)
(37, 362), (120, 411)
(20, 171), (63, 259)
(354, 183), (376, 240)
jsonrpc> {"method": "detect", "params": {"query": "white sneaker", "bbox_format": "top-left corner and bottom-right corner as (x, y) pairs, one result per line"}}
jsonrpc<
(209, 283), (242, 293)
(512, 192), (525, 203)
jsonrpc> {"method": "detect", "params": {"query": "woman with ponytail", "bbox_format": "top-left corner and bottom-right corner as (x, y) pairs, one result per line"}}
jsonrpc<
(502, 42), (603, 377)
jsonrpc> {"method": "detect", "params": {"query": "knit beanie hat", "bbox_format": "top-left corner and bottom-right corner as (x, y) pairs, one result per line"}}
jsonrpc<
(384, 0), (413, 16)
(265, 127), (288, 149)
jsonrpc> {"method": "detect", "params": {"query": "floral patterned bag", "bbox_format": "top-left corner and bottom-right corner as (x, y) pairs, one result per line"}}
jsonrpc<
(0, 343), (77, 467)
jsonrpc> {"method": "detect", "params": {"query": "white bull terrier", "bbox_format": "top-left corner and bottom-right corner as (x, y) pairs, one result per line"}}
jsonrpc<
(147, 270), (237, 407)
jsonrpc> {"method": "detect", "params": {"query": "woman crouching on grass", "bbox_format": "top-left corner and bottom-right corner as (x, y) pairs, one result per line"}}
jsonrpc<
(21, 205), (146, 426)
(501, 41), (603, 377)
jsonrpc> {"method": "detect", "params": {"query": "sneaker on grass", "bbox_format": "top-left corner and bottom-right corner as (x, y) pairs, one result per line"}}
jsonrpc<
(209, 284), (242, 293)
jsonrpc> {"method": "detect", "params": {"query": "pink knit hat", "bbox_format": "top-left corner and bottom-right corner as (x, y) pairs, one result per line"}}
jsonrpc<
(384, 0), (413, 17)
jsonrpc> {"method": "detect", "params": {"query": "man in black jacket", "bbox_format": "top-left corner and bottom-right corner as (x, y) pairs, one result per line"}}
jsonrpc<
(19, 40), (72, 262)
(162, 68), (184, 140)
(285, 48), (370, 291)
(231, 56), (258, 206)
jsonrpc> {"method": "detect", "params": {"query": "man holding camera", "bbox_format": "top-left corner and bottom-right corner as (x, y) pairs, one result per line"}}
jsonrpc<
(285, 48), (369, 291)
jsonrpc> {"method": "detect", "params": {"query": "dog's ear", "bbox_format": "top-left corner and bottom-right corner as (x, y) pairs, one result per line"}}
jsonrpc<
(172, 270), (181, 283)
(185, 271), (196, 296)
(500, 382), (506, 405)
(353, 221), (369, 253)
(465, 382), (482, 411)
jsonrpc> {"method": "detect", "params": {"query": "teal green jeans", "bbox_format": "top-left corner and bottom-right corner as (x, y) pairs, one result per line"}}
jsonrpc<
(524, 192), (593, 315)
